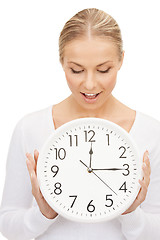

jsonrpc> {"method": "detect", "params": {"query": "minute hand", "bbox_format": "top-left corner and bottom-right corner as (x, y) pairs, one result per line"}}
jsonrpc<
(92, 167), (125, 171)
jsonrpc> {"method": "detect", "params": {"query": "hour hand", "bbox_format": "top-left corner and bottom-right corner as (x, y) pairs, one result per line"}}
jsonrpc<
(89, 142), (93, 168)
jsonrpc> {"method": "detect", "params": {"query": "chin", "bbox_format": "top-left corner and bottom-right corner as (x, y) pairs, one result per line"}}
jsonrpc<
(79, 99), (104, 111)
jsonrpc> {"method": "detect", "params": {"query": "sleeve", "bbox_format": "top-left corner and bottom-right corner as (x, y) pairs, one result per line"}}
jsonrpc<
(0, 118), (59, 240)
(118, 133), (160, 240)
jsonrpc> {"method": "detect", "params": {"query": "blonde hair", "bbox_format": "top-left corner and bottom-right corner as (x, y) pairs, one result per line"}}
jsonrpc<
(58, 8), (123, 65)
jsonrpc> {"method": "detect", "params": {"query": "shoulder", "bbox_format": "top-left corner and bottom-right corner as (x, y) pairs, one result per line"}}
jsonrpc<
(135, 111), (160, 157)
(12, 105), (53, 144)
(11, 105), (53, 153)
(132, 111), (160, 168)
(137, 111), (160, 136)
(16, 105), (52, 130)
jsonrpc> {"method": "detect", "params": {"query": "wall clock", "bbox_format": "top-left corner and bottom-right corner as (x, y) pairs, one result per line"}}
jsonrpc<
(37, 117), (142, 223)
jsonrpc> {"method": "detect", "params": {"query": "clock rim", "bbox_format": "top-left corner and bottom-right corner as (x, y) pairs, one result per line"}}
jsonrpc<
(37, 117), (143, 223)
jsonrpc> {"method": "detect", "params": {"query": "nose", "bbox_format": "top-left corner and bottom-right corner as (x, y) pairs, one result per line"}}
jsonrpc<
(83, 71), (97, 91)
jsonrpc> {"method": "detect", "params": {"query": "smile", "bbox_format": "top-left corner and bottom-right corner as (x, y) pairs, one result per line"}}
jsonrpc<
(81, 92), (101, 98)
(80, 92), (102, 102)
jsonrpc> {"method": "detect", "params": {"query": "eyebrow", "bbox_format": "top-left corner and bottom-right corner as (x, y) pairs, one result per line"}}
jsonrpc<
(68, 61), (112, 67)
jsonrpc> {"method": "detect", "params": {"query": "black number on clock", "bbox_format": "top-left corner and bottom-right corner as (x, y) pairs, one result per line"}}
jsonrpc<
(69, 195), (77, 208)
(84, 130), (96, 142)
(106, 134), (110, 146)
(119, 181), (127, 192)
(51, 165), (59, 177)
(87, 200), (95, 212)
(54, 182), (62, 195)
(119, 146), (127, 158)
(122, 164), (130, 176)
(69, 135), (78, 147)
(54, 148), (66, 160)
(105, 194), (113, 207)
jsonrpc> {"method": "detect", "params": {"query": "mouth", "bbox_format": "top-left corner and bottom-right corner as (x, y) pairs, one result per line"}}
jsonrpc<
(81, 92), (101, 98)
(80, 92), (102, 102)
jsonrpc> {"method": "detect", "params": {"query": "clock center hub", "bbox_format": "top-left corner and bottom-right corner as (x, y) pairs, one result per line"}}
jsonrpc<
(87, 167), (93, 173)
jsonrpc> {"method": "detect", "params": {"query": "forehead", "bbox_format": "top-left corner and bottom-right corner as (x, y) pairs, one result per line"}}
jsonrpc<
(63, 37), (119, 65)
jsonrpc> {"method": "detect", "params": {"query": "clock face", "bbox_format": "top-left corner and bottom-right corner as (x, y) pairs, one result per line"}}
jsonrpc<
(37, 117), (142, 223)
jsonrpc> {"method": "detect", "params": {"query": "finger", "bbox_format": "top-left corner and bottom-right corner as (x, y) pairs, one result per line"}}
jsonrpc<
(143, 150), (149, 163)
(143, 152), (151, 179)
(34, 149), (39, 165)
(34, 150), (39, 174)
(142, 161), (150, 177)
(26, 152), (36, 172)
(26, 156), (35, 179)
(138, 179), (148, 203)
(142, 151), (151, 175)
(30, 170), (41, 200)
(142, 164), (150, 187)
(138, 159), (150, 202)
(136, 151), (150, 203)
(144, 157), (151, 176)
(26, 156), (41, 198)
(143, 151), (150, 165)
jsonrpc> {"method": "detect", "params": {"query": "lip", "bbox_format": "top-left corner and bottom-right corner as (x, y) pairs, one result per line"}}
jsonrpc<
(80, 92), (102, 103)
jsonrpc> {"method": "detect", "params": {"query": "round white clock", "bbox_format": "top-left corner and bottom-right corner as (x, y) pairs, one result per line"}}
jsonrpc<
(37, 117), (143, 223)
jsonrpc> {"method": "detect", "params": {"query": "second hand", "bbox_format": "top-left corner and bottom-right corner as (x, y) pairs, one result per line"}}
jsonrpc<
(79, 160), (117, 195)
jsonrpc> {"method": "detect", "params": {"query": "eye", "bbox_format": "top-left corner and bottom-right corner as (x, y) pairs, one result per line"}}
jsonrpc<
(98, 68), (111, 73)
(70, 68), (83, 74)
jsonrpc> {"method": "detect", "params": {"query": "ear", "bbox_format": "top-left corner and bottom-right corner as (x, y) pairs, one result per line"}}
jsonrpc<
(118, 51), (125, 70)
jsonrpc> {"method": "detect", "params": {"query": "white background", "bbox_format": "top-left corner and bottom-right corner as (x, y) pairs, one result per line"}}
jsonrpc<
(0, 0), (160, 239)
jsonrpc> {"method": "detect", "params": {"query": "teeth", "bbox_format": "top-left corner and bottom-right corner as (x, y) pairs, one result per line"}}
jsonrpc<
(84, 93), (97, 96)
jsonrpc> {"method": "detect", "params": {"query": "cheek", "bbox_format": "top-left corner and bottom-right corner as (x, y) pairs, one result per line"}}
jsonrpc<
(65, 72), (80, 91)
(102, 72), (117, 92)
(65, 73), (74, 88)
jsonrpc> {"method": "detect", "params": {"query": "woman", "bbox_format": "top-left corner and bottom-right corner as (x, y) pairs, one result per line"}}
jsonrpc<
(0, 8), (160, 240)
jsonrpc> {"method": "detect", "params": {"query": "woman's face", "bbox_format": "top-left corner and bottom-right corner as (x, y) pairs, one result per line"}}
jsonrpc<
(62, 37), (124, 111)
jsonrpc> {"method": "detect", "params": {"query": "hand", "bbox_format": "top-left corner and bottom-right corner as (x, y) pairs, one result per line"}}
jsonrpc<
(122, 150), (151, 215)
(92, 167), (125, 171)
(26, 150), (58, 219)
(89, 142), (93, 169)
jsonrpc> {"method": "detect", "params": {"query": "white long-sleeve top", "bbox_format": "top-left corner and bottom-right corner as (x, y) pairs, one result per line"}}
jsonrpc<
(0, 105), (160, 240)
